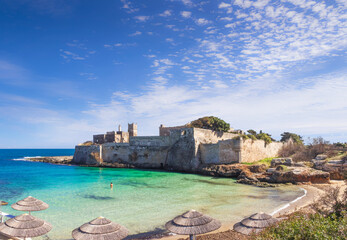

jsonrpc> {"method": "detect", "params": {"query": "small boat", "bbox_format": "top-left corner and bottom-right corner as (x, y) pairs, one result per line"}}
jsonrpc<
(0, 201), (8, 206)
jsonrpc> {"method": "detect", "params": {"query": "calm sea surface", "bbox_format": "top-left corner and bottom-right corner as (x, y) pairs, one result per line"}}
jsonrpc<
(0, 149), (303, 239)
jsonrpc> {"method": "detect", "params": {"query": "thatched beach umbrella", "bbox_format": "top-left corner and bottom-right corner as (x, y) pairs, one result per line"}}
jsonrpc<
(165, 210), (221, 240)
(233, 212), (278, 235)
(0, 201), (8, 223)
(11, 196), (48, 214)
(72, 216), (129, 240)
(0, 213), (52, 240)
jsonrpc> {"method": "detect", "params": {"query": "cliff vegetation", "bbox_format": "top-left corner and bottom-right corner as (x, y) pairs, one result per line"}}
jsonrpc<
(187, 116), (230, 132)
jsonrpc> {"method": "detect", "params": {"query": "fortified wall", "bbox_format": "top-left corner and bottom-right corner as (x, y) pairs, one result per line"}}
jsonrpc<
(74, 124), (285, 172)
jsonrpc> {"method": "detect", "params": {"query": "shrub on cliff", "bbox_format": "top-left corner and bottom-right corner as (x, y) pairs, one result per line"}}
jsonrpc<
(256, 212), (347, 240)
(279, 137), (341, 162)
(256, 132), (273, 144)
(79, 141), (93, 146)
(257, 184), (347, 240)
(244, 129), (273, 143)
(247, 129), (257, 136)
(187, 116), (230, 132)
(280, 132), (303, 144)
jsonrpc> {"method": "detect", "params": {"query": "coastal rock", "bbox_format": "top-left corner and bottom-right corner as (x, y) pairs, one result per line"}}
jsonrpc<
(315, 154), (327, 160)
(199, 164), (246, 177)
(268, 167), (330, 184)
(271, 158), (293, 168)
(316, 160), (347, 180)
(199, 164), (267, 178)
(293, 162), (307, 167)
(27, 156), (73, 164)
(249, 164), (267, 173)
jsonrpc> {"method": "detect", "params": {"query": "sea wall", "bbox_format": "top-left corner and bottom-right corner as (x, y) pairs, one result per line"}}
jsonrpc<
(165, 128), (197, 171)
(99, 137), (172, 168)
(73, 145), (101, 165)
(240, 139), (284, 163)
(128, 136), (171, 168)
(101, 143), (129, 163)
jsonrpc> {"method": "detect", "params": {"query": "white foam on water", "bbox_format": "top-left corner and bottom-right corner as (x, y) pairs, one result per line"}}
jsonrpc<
(270, 187), (307, 216)
(12, 156), (42, 161)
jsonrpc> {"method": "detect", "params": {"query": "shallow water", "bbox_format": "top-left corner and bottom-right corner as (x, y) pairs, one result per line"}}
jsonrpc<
(0, 149), (304, 239)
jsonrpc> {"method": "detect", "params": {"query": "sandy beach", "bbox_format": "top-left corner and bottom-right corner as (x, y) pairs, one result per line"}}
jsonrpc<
(155, 180), (346, 240)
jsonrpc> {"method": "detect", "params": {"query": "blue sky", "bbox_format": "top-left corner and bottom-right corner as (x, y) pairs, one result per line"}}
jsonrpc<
(0, 0), (346, 148)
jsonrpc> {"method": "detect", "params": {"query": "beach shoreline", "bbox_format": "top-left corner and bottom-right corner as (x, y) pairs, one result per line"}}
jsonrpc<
(139, 180), (345, 240)
(6, 156), (345, 240)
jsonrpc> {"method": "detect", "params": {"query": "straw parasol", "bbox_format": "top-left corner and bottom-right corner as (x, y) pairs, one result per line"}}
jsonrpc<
(233, 212), (278, 235)
(165, 210), (221, 240)
(0, 213), (52, 240)
(72, 216), (129, 240)
(0, 201), (8, 223)
(11, 196), (48, 214)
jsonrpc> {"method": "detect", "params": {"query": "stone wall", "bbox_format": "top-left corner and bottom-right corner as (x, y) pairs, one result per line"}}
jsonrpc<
(128, 136), (171, 168)
(100, 137), (172, 169)
(129, 136), (171, 147)
(200, 139), (241, 165)
(159, 125), (187, 136)
(240, 139), (284, 163)
(73, 145), (101, 165)
(75, 127), (284, 171)
(193, 128), (238, 144)
(101, 143), (129, 163)
(93, 134), (105, 144)
(165, 128), (197, 171)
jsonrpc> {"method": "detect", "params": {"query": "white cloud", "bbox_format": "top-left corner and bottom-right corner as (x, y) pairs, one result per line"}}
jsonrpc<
(181, 11), (192, 18)
(60, 50), (85, 60)
(195, 18), (210, 25)
(134, 16), (150, 22)
(253, 0), (271, 9)
(120, 0), (139, 13)
(220, 17), (233, 21)
(129, 31), (142, 36)
(11, 0), (346, 147)
(159, 10), (172, 17)
(234, 0), (253, 8)
(74, 70), (347, 143)
(181, 0), (193, 6)
(219, 2), (232, 8)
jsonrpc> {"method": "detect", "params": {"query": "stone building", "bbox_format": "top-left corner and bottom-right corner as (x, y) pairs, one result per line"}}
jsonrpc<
(93, 123), (137, 144)
(75, 123), (286, 172)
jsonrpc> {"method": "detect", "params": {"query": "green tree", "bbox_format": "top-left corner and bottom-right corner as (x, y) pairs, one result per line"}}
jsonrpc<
(188, 116), (230, 132)
(256, 132), (272, 144)
(280, 132), (303, 144)
(247, 129), (257, 136)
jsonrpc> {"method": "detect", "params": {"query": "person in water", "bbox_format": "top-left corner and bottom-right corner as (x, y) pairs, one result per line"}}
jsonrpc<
(110, 182), (113, 189)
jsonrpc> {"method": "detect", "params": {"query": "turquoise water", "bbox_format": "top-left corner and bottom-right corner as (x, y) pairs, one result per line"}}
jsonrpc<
(0, 149), (304, 240)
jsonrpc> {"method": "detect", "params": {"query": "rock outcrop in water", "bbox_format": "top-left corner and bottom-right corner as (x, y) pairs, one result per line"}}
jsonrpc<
(27, 156), (73, 164)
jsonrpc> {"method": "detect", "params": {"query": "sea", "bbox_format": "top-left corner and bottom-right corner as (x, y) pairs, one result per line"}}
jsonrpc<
(0, 149), (304, 239)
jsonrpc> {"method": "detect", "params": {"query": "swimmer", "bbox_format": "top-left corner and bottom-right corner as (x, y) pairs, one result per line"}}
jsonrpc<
(110, 182), (113, 189)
